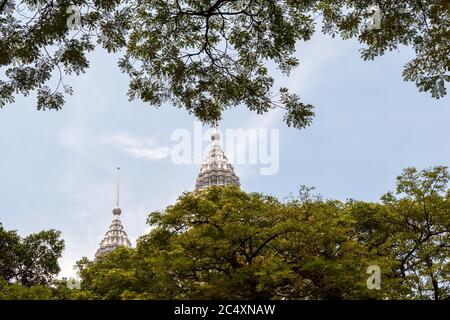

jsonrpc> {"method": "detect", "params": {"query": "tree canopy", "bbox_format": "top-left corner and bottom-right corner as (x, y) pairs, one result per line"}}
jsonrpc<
(0, 166), (448, 300)
(0, 224), (70, 299)
(76, 166), (450, 300)
(0, 224), (64, 287)
(1, 1), (448, 128)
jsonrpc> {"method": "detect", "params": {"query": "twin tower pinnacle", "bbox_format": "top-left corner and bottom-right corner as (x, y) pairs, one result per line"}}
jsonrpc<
(95, 167), (132, 258)
(95, 128), (240, 258)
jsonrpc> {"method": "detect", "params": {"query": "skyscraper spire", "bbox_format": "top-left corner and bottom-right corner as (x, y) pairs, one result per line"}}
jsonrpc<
(113, 167), (121, 216)
(211, 125), (220, 145)
(95, 167), (131, 258)
(195, 126), (240, 190)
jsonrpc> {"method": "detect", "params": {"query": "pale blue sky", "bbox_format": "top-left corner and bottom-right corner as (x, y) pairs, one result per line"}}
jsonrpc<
(0, 31), (448, 278)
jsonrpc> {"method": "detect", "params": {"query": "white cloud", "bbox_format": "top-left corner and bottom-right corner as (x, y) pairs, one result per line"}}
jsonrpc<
(103, 133), (171, 160)
(124, 146), (170, 160)
(58, 130), (171, 161)
(104, 133), (143, 148)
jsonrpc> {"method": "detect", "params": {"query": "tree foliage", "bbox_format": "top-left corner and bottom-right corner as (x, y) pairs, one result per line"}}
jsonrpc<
(381, 166), (450, 299)
(77, 166), (450, 300)
(0, 224), (72, 299)
(0, 166), (448, 300)
(1, 1), (448, 128)
(0, 224), (64, 286)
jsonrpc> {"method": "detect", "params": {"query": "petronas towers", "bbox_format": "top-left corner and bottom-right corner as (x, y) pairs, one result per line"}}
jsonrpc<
(95, 128), (240, 258)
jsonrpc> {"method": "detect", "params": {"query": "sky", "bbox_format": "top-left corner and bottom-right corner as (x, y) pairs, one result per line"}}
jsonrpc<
(0, 30), (449, 279)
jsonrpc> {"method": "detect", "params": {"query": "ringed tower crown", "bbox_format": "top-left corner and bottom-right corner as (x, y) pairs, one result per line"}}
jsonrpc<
(195, 127), (240, 190)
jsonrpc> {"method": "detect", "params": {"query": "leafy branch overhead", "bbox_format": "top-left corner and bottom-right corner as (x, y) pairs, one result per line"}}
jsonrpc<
(0, 1), (448, 129)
